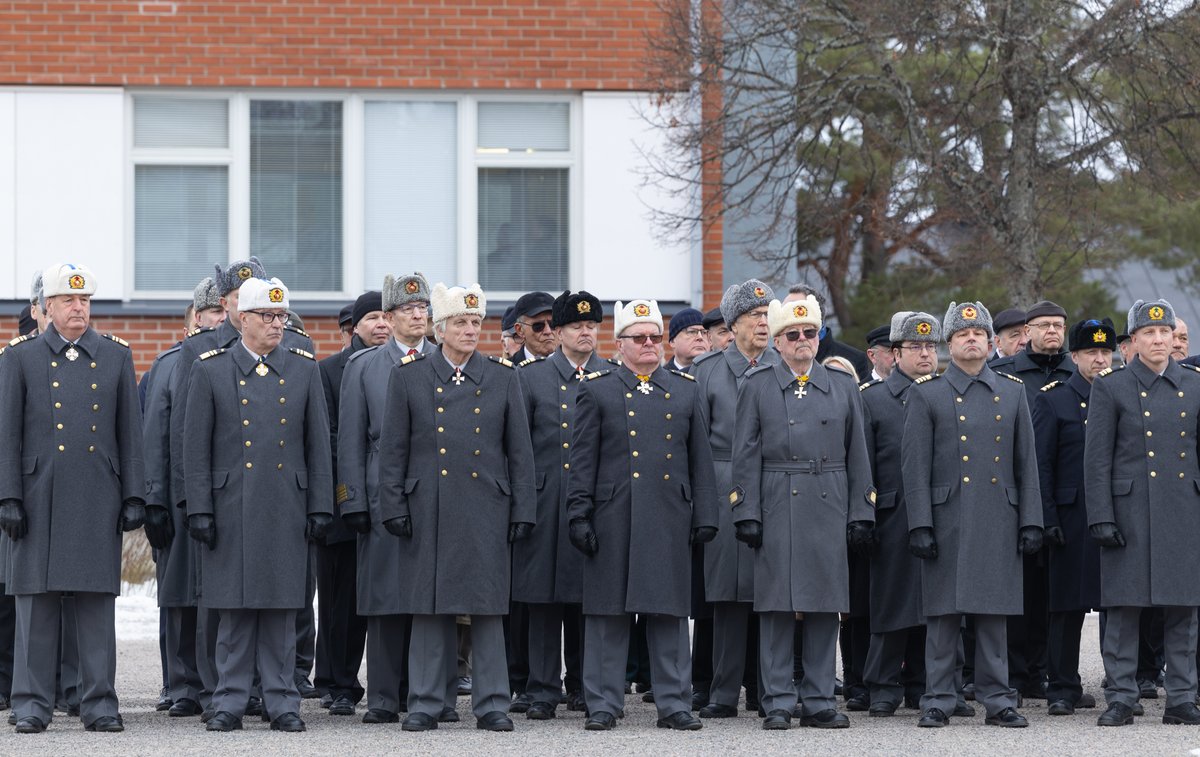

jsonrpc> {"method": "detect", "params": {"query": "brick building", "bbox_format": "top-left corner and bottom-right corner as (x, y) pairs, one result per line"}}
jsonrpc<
(0, 1), (721, 373)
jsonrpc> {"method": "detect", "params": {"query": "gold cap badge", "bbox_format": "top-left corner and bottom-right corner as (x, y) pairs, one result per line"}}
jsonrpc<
(1149, 305), (1164, 320)
(577, 300), (592, 314)
(237, 266), (252, 280)
(68, 274), (85, 290)
(405, 280), (420, 294)
(464, 293), (479, 308)
(962, 306), (977, 319)
(793, 305), (807, 318)
(268, 287), (284, 303)
(916, 321), (932, 335)
(633, 303), (650, 317)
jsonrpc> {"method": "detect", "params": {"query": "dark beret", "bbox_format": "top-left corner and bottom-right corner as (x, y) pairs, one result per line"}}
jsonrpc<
(351, 291), (383, 328)
(992, 308), (1027, 332)
(1025, 300), (1066, 322)
(668, 308), (704, 342)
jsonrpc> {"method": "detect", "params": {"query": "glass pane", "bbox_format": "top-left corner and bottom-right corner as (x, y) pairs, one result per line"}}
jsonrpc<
(477, 102), (569, 152)
(477, 168), (568, 291)
(364, 101), (457, 289)
(134, 97), (229, 149)
(250, 100), (343, 291)
(135, 165), (229, 290)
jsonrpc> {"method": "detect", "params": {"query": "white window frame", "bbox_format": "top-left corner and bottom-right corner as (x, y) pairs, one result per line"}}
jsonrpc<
(126, 90), (580, 300)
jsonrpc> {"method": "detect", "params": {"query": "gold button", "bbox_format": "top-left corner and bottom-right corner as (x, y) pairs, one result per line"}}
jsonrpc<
(280, 418), (287, 424)
(56, 423), (62, 430)
(960, 435), (967, 441)
(52, 381), (59, 388)
(1081, 402), (1086, 408)
(278, 464), (284, 470)
(628, 411), (635, 417)
(474, 408), (480, 414)
(666, 453), (672, 460)
(630, 430), (637, 437)
(1144, 411), (1151, 417)
(436, 387), (443, 393)
(246, 462), (253, 469)
(88, 445), (95, 452)
(1148, 451), (1155, 458)
(90, 362), (96, 369)
(963, 476), (970, 484)
(279, 441), (284, 447)
(1147, 431), (1153, 437)
(663, 474), (670, 481)
(243, 420), (250, 426)
(1180, 391), (1186, 398)
(665, 434), (672, 440)
(993, 396), (1000, 403)
(1180, 473), (1186, 479)
(55, 402), (61, 409)
(441, 469), (448, 476)
(955, 397), (963, 403)
(633, 472), (640, 479)
(561, 423), (568, 429)
(245, 441), (251, 447)
(995, 415), (1002, 421)
(440, 448), (446, 454)
(563, 463), (569, 470)
(994, 456), (1000, 462)
(50, 361), (57, 367)
(1150, 471), (1157, 477)
(561, 404), (568, 410)
(958, 415), (965, 421)
(279, 398), (285, 404)
(560, 385), (567, 391)
(91, 425), (96, 432)
(995, 435), (1001, 442)
(562, 442), (569, 449)
(470, 471), (477, 478)
(991, 477), (997, 484)
(475, 427), (481, 433)
(664, 393), (670, 399)
(632, 451), (639, 457)
(241, 399), (248, 405)
(625, 393), (632, 399)
(474, 450), (480, 456)
(92, 404), (98, 411)
(91, 384), (97, 390)
(279, 379), (285, 385)
(437, 407), (444, 414)
(239, 380), (246, 386)
(437, 426), (444, 432)
(476, 390), (482, 397)
(792, 490), (798, 495)
(962, 455), (969, 462)
(57, 444), (64, 452)
(665, 414), (672, 420)
(1141, 391), (1147, 398)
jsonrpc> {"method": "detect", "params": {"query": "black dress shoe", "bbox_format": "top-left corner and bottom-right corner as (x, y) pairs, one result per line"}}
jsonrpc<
(834, 678), (844, 696)
(1163, 702), (1200, 725)
(14, 715), (46, 734)
(362, 708), (398, 724)
(7, 711), (16, 726)
(1138, 679), (1159, 699)
(845, 693), (869, 711)
(526, 700), (555, 720)
(169, 698), (203, 717)
(508, 692), (532, 713)
(205, 711), (243, 732)
(270, 712), (306, 732)
(1097, 701), (1135, 726)
(295, 678), (319, 699)
(698, 702), (738, 718)
(691, 689), (709, 711)
(156, 687), (173, 712)
(1133, 701), (1145, 716)
(200, 708), (215, 723)
(801, 709), (850, 728)
(0, 694), (8, 711)
(438, 707), (459, 723)
(328, 695), (355, 716)
(762, 709), (791, 730)
(319, 693), (333, 709)
(642, 688), (655, 703)
(918, 707), (948, 728)
(961, 682), (976, 701)
(245, 697), (263, 717)
(1078, 693), (1097, 708)
(402, 712), (438, 731)
(984, 707), (1028, 727)
(952, 702), (976, 717)
(1019, 681), (1048, 700)
(1047, 699), (1075, 716)
(656, 710), (702, 730)
(566, 691), (586, 712)
(477, 710), (514, 731)
(868, 700), (897, 717)
(584, 711), (616, 730)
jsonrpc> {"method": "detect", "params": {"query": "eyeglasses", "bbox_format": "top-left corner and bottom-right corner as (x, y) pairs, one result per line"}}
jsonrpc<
(395, 303), (428, 315)
(1028, 320), (1065, 332)
(781, 328), (819, 342)
(680, 327), (708, 338)
(899, 343), (937, 354)
(744, 310), (769, 321)
(520, 319), (553, 334)
(248, 311), (290, 324)
(617, 333), (664, 345)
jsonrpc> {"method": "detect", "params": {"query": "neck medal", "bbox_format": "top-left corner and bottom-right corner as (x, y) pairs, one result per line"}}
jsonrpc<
(794, 374), (809, 399)
(636, 374), (653, 395)
(255, 361), (270, 377)
(65, 346), (79, 362)
(452, 367), (465, 386)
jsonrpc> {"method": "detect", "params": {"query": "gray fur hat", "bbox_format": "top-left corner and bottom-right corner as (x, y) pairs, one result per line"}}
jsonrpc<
(720, 279), (774, 327)
(383, 272), (431, 312)
(1127, 298), (1176, 334)
(942, 301), (993, 339)
(214, 256), (267, 297)
(29, 271), (43, 306)
(192, 276), (221, 313)
(889, 311), (942, 343)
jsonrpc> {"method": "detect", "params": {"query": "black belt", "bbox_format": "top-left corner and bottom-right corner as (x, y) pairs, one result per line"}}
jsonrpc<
(761, 459), (846, 474)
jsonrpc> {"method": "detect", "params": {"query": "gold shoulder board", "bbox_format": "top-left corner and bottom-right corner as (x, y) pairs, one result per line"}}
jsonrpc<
(998, 371), (1023, 383)
(913, 373), (938, 384)
(103, 334), (130, 347)
(199, 349), (225, 361)
(7, 334), (31, 348)
(492, 356), (517, 368)
(671, 370), (696, 381)
(1039, 380), (1061, 392)
(289, 348), (315, 360)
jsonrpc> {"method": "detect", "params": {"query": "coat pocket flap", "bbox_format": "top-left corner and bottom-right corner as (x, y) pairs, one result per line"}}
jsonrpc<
(212, 470), (229, 489)
(403, 478), (419, 495)
(496, 478), (512, 496)
(535, 471), (546, 491)
(1112, 478), (1133, 497)
(20, 456), (37, 475)
(680, 482), (692, 502)
(931, 485), (951, 505)
(1054, 487), (1077, 506)
(875, 489), (898, 510)
(1005, 487), (1020, 506)
(295, 470), (308, 490)
(595, 482), (615, 501)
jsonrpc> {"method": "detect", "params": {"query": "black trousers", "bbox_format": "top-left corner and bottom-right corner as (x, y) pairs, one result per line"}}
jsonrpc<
(840, 616), (870, 700)
(562, 603), (583, 695)
(1046, 610), (1084, 704)
(314, 539), (367, 701)
(294, 545), (317, 684)
(0, 584), (13, 698)
(505, 601), (530, 694)
(1138, 608), (1165, 683)
(1007, 554), (1048, 692)
(691, 618), (713, 692)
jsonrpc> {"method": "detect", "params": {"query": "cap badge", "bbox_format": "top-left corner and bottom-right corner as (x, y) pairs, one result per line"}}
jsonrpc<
(1092, 329), (1107, 344)
(237, 266), (252, 281)
(753, 286), (766, 298)
(962, 306), (978, 320)
(464, 293), (480, 308)
(68, 274), (85, 290)
(633, 303), (651, 317)
(793, 305), (807, 318)
(577, 300), (592, 315)
(1149, 305), (1165, 321)
(916, 321), (932, 335)
(268, 287), (284, 303)
(405, 280), (420, 294)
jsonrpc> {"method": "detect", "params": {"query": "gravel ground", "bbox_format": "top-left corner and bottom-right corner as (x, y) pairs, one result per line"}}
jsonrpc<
(7, 614), (1200, 755)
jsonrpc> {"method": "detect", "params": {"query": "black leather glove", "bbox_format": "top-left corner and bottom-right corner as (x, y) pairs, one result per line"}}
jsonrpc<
(187, 514), (216, 550)
(306, 513), (333, 542)
(908, 527), (937, 559)
(0, 499), (27, 541)
(847, 520), (875, 557)
(568, 518), (599, 556)
(384, 515), (412, 538)
(734, 520), (763, 549)
(1018, 525), (1044, 555)
(118, 501), (146, 534)
(1090, 521), (1126, 548)
(690, 526), (718, 546)
(342, 511), (371, 535)
(143, 505), (174, 549)
(508, 522), (533, 543)
(1044, 525), (1066, 548)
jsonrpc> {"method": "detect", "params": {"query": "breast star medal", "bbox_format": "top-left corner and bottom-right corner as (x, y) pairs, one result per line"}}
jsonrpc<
(452, 368), (465, 386)
(255, 362), (270, 377)
(794, 374), (809, 399)
(636, 374), (653, 394)
(65, 346), (79, 362)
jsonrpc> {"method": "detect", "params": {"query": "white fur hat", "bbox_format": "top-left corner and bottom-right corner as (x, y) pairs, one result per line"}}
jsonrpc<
(431, 283), (486, 323)
(768, 296), (822, 337)
(613, 299), (663, 337)
(238, 277), (290, 311)
(41, 263), (97, 298)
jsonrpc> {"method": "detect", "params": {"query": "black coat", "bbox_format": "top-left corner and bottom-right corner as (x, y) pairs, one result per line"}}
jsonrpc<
(816, 330), (871, 382)
(989, 345), (1075, 406)
(318, 334), (370, 544)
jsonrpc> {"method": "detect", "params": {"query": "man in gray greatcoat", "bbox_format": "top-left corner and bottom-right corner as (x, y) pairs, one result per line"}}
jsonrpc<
(566, 299), (718, 732)
(1085, 298), (1200, 727)
(0, 263), (146, 734)
(693, 279), (776, 720)
(731, 295), (875, 730)
(902, 301), (1043, 728)
(183, 277), (333, 733)
(337, 273), (448, 725)
(512, 290), (610, 719)
(376, 283), (536, 733)
(859, 311), (941, 716)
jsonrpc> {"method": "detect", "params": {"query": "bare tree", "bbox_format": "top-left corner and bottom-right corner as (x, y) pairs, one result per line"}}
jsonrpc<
(642, 0), (1200, 323)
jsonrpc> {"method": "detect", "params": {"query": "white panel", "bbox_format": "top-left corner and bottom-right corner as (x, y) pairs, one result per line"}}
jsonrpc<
(580, 92), (697, 302)
(0, 93), (15, 300)
(16, 90), (125, 300)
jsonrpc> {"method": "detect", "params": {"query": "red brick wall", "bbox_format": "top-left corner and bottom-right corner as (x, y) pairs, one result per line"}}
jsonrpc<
(1, 0), (664, 89)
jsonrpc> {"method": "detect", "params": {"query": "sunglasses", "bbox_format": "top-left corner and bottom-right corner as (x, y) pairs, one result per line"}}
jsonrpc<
(618, 333), (664, 345)
(521, 319), (552, 334)
(781, 328), (819, 342)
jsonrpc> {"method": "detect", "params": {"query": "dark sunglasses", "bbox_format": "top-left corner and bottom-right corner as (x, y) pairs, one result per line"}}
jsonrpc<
(521, 319), (552, 334)
(617, 333), (664, 345)
(781, 328), (819, 342)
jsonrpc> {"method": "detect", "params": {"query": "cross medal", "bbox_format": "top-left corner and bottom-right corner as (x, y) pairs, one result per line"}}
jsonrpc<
(255, 362), (269, 377)
(635, 375), (653, 395)
(452, 368), (465, 386)
(794, 375), (808, 399)
(65, 346), (79, 362)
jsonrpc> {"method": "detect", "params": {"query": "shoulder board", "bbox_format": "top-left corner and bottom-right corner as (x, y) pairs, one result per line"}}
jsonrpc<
(583, 369), (611, 381)
(399, 352), (426, 366)
(289, 348), (315, 361)
(1181, 363), (1200, 374)
(913, 373), (939, 385)
(997, 371), (1023, 384)
(185, 326), (215, 338)
(859, 379), (883, 392)
(1097, 365), (1123, 378)
(284, 324), (309, 338)
(692, 350), (721, 365)
(670, 369), (695, 381)
(199, 348), (226, 361)
(607, 357), (621, 366)
(516, 356), (540, 367)
(7, 333), (34, 348)
(1039, 380), (1062, 392)
(154, 344), (182, 360)
(491, 355), (516, 369)
(103, 334), (130, 348)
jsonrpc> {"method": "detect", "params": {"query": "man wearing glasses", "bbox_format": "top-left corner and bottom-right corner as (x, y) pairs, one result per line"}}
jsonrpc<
(183, 277), (333, 733)
(666, 308), (709, 374)
(510, 291), (558, 364)
(566, 299), (718, 731)
(693, 280), (777, 721)
(730, 295), (875, 730)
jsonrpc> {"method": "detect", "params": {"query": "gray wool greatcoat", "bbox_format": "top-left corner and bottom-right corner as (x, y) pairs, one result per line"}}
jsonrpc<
(0, 325), (145, 595)
(902, 361), (1042, 617)
(860, 368), (926, 632)
(142, 344), (197, 607)
(183, 344), (332, 609)
(692, 344), (779, 604)
(565, 367), (719, 618)
(376, 349), (536, 616)
(1084, 358), (1200, 607)
(512, 349), (611, 605)
(730, 360), (874, 614)
(337, 337), (437, 616)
